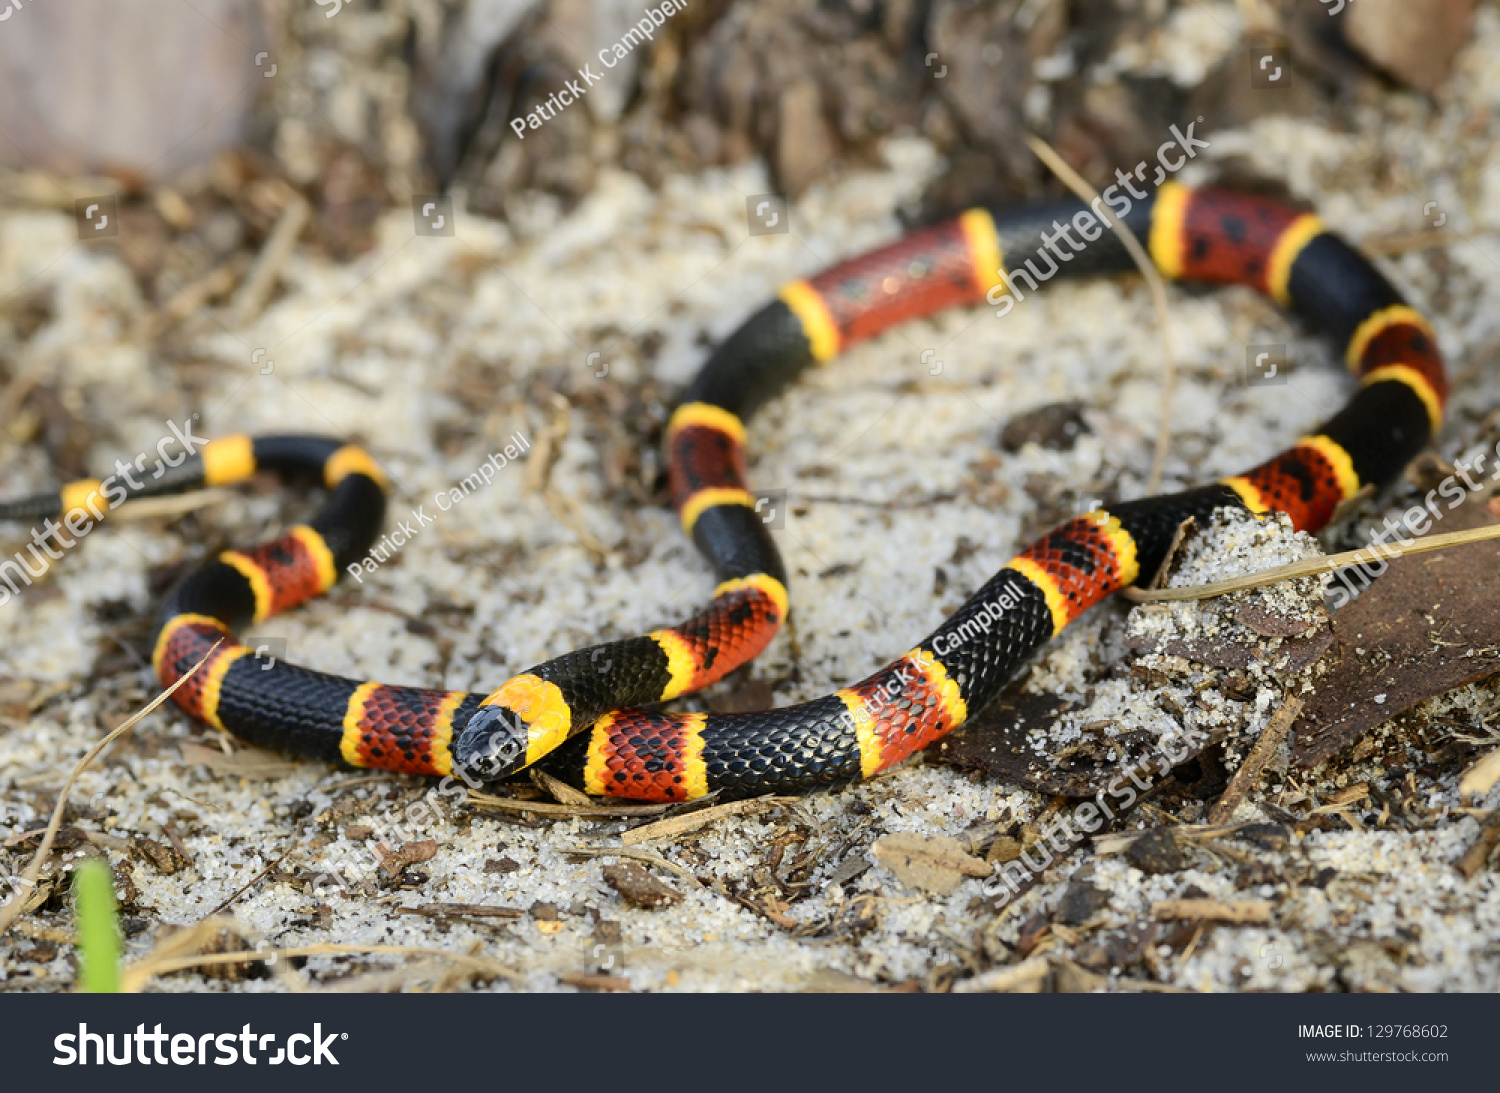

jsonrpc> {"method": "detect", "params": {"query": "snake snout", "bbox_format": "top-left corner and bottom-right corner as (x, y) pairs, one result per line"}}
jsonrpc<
(452, 705), (529, 785)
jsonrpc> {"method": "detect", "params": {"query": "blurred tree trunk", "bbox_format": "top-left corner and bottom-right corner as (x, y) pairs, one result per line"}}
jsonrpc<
(0, 0), (265, 182)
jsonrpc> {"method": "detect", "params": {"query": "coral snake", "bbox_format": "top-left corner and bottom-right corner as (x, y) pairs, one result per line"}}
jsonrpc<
(2, 182), (1447, 802)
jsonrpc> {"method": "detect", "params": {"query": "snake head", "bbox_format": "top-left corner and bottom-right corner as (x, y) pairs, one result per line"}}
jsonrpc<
(452, 704), (530, 785)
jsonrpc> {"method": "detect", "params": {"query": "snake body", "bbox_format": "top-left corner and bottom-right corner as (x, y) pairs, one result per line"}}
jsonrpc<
(4, 182), (1447, 800)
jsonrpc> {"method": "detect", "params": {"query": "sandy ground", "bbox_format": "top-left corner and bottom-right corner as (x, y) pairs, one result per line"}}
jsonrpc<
(3, 2), (1500, 992)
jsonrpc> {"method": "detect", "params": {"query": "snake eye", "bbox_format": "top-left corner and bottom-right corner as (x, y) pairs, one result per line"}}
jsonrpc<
(453, 705), (528, 784)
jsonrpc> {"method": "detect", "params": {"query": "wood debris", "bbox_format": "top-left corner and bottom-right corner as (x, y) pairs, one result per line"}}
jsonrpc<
(1460, 748), (1500, 802)
(1151, 899), (1272, 925)
(531, 768), (593, 807)
(1293, 491), (1500, 768)
(1208, 698), (1303, 824)
(619, 796), (789, 846)
(467, 790), (675, 819)
(561, 972), (632, 992)
(1454, 812), (1500, 880)
(395, 903), (524, 921)
(951, 955), (1051, 994)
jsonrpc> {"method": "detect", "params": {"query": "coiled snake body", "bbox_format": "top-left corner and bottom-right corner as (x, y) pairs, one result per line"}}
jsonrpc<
(3, 183), (1447, 800)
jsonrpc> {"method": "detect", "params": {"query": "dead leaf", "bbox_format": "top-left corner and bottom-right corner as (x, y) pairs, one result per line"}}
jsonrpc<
(1345, 0), (1476, 93)
(377, 839), (438, 877)
(601, 862), (682, 909)
(131, 835), (188, 875)
(1235, 601), (1319, 638)
(756, 899), (798, 929)
(1000, 401), (1090, 453)
(870, 832), (989, 896)
(987, 836), (1023, 864)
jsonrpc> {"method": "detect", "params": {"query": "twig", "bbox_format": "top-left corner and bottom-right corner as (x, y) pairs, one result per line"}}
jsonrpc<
(524, 394), (608, 559)
(1361, 229), (1477, 257)
(1123, 522), (1500, 603)
(1455, 811), (1500, 879)
(147, 256), (246, 338)
(394, 903), (525, 920)
(1209, 698), (1304, 824)
(1093, 820), (1257, 855)
(1460, 747), (1500, 802)
(531, 767), (593, 807)
(560, 972), (633, 992)
(121, 942), (522, 993)
(0, 641), (221, 939)
(620, 795), (793, 845)
(229, 191), (310, 326)
(523, 393), (569, 495)
(160, 821), (193, 866)
(563, 845), (706, 889)
(951, 955), (1052, 994)
(204, 841), (297, 917)
(466, 789), (675, 818)
(112, 489), (231, 522)
(1025, 134), (1176, 494)
(1151, 898), (1272, 924)
(0, 169), (119, 208)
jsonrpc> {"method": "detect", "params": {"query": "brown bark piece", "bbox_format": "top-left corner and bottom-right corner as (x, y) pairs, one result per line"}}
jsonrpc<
(1293, 492), (1500, 768)
(775, 78), (838, 196)
(1151, 899), (1271, 925)
(936, 692), (1101, 795)
(1209, 698), (1303, 824)
(1123, 609), (1334, 676)
(936, 690), (1220, 798)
